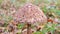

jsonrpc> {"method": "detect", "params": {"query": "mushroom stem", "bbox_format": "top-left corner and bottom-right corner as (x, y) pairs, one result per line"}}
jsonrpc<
(27, 23), (32, 34)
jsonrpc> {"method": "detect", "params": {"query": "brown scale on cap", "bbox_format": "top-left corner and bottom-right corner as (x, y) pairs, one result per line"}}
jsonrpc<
(13, 3), (47, 24)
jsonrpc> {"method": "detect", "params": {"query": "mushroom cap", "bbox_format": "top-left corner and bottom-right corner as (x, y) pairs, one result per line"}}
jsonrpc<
(13, 3), (47, 24)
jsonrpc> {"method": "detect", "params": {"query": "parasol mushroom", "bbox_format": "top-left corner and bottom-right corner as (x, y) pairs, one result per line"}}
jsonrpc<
(13, 3), (47, 34)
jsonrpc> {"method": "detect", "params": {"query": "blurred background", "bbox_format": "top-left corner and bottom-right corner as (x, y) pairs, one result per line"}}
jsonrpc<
(0, 0), (60, 34)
